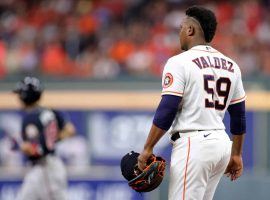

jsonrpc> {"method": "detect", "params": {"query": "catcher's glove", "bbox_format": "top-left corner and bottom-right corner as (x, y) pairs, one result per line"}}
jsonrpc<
(120, 151), (166, 192)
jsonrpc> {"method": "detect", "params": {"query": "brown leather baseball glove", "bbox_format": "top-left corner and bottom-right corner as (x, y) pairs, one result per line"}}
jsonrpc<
(121, 151), (166, 192)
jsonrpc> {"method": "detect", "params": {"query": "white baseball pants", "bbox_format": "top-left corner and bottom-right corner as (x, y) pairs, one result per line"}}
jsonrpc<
(168, 130), (231, 200)
(16, 155), (67, 200)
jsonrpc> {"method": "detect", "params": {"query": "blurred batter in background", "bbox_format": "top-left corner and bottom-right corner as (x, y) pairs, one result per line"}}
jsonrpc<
(13, 76), (75, 200)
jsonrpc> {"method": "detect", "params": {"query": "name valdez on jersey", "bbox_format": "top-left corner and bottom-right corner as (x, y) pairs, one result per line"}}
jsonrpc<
(192, 56), (234, 73)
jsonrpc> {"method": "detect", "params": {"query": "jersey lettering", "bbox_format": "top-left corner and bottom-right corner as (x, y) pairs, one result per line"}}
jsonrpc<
(213, 57), (221, 69)
(204, 75), (231, 110)
(204, 75), (215, 108)
(192, 58), (202, 69)
(193, 56), (234, 73)
(227, 61), (234, 73)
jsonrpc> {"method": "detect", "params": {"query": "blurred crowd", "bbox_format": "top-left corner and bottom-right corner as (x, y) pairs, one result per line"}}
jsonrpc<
(0, 0), (269, 79)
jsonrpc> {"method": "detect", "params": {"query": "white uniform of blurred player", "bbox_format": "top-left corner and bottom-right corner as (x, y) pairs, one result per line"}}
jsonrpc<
(138, 6), (246, 200)
(13, 77), (75, 200)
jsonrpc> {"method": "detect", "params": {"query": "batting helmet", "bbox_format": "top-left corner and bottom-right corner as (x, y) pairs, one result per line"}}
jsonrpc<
(13, 76), (43, 105)
(120, 151), (166, 192)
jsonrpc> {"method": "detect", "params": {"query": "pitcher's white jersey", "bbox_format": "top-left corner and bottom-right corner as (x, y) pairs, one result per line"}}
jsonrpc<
(162, 45), (246, 134)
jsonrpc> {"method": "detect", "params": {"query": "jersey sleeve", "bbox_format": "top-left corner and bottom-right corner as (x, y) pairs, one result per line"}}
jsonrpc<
(52, 110), (67, 130)
(230, 68), (246, 105)
(161, 58), (186, 97)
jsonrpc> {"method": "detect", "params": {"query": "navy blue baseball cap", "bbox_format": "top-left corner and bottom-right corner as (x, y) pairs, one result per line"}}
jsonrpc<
(13, 76), (43, 105)
(120, 151), (140, 181)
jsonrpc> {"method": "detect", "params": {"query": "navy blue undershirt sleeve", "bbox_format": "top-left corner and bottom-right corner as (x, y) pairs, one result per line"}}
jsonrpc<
(227, 101), (246, 135)
(153, 95), (182, 131)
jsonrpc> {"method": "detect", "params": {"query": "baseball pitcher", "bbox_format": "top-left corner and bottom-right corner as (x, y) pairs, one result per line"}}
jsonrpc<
(137, 6), (246, 200)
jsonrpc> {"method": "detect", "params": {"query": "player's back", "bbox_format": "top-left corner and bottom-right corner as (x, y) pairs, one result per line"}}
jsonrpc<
(162, 45), (246, 133)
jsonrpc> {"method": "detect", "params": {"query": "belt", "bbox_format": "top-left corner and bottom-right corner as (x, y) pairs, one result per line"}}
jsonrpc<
(30, 151), (54, 165)
(171, 132), (181, 142)
(171, 130), (204, 142)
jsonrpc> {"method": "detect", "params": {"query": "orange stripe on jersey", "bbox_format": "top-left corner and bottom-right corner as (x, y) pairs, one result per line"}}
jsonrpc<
(230, 95), (246, 104)
(161, 91), (183, 96)
(182, 137), (191, 200)
(190, 49), (218, 53)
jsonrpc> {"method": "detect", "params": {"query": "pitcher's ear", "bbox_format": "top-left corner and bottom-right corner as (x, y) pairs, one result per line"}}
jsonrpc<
(187, 25), (195, 36)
